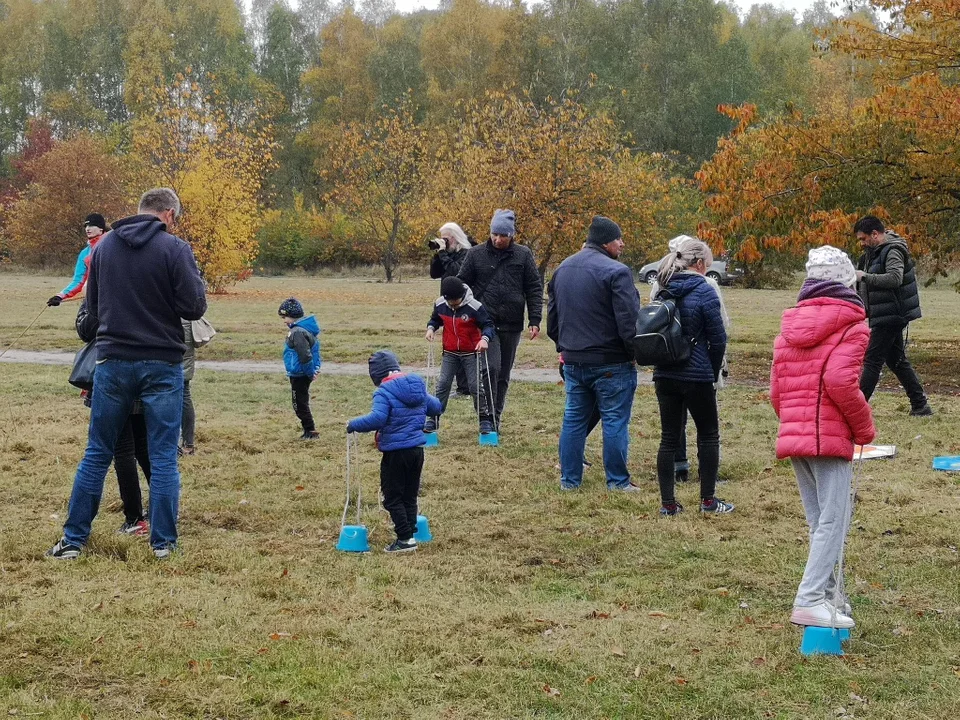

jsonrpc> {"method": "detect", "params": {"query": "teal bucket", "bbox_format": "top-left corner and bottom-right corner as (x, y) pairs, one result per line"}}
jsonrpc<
(413, 514), (433, 543)
(336, 524), (370, 553)
(424, 431), (439, 447)
(479, 431), (499, 447)
(799, 626), (850, 656)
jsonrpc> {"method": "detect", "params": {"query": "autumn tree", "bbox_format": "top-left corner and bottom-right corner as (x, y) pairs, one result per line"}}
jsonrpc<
(422, 89), (674, 275)
(697, 1), (960, 286)
(323, 97), (429, 282)
(5, 133), (136, 267)
(133, 76), (276, 291)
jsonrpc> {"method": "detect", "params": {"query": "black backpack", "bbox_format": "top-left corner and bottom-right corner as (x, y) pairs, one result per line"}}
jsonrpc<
(631, 289), (693, 366)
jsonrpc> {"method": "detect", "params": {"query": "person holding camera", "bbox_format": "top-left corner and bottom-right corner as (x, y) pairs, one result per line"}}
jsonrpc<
(429, 222), (475, 396)
(429, 223), (473, 280)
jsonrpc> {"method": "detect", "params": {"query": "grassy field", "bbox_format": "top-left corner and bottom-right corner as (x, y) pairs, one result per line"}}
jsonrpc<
(1, 274), (959, 719)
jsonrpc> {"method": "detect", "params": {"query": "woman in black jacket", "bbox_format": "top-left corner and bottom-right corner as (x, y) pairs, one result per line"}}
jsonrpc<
(429, 222), (473, 280)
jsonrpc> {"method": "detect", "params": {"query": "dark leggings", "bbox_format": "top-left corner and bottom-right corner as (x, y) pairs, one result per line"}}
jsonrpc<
(181, 379), (195, 447)
(114, 414), (151, 523)
(655, 378), (719, 505)
(380, 447), (424, 542)
(290, 376), (315, 433)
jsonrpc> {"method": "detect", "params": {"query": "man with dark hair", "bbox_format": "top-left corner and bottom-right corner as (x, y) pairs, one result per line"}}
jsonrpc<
(47, 188), (207, 560)
(457, 209), (543, 429)
(853, 215), (932, 416)
(47, 213), (109, 306)
(548, 216), (641, 491)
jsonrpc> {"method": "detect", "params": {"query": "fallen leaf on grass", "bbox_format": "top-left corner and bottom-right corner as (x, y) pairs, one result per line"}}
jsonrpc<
(180, 620), (197, 629)
(542, 684), (561, 697)
(585, 676), (597, 685)
(752, 657), (766, 666)
(269, 632), (292, 640)
(673, 677), (688, 686)
(892, 626), (913, 637)
(217, 675), (238, 681)
(256, 648), (269, 655)
(588, 610), (610, 619)
(634, 665), (642, 678)
(17, 653), (27, 659)
(648, 611), (668, 618)
(611, 646), (626, 657)
(280, 568), (289, 578)
(714, 587), (730, 597)
(188, 660), (200, 674)
(294, 485), (305, 491)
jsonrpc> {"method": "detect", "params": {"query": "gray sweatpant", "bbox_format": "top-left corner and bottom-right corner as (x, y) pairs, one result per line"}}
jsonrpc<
(792, 456), (853, 607)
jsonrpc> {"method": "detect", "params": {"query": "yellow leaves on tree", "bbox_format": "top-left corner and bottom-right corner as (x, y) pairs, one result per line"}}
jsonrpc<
(133, 77), (276, 292)
(698, 1), (960, 284)
(423, 90), (673, 275)
(323, 97), (427, 283)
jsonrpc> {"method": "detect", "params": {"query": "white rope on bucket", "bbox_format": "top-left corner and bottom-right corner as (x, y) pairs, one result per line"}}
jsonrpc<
(425, 342), (436, 395)
(341, 432), (362, 528)
(476, 350), (498, 433)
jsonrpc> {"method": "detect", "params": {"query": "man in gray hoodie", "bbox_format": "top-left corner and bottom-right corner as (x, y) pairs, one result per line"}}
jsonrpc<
(854, 215), (931, 415)
(47, 188), (207, 561)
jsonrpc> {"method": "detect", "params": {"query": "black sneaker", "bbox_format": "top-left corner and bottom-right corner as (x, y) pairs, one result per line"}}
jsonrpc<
(659, 502), (684, 517)
(300, 431), (320, 440)
(384, 538), (417, 553)
(479, 419), (495, 434)
(45, 538), (81, 560)
(700, 497), (735, 513)
(424, 418), (437, 433)
(909, 404), (933, 417)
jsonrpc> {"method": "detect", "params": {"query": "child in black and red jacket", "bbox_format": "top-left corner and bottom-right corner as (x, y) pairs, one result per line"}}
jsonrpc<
(425, 277), (497, 434)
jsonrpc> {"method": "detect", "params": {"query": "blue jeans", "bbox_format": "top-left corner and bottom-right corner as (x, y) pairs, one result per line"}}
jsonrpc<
(63, 359), (184, 551)
(559, 362), (637, 489)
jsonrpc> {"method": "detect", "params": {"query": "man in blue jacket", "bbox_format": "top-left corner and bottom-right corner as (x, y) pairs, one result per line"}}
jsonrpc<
(47, 188), (207, 561)
(547, 216), (641, 492)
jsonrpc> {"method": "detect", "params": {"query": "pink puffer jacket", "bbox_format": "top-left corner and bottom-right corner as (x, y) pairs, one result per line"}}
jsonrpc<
(771, 297), (875, 460)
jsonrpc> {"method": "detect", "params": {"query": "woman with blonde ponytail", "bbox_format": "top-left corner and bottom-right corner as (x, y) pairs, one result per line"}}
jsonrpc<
(652, 239), (733, 516)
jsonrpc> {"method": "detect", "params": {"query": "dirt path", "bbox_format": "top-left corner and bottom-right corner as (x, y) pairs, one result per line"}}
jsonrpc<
(0, 349), (655, 385)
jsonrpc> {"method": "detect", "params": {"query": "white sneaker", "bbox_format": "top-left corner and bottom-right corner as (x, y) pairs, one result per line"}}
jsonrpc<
(790, 601), (855, 629)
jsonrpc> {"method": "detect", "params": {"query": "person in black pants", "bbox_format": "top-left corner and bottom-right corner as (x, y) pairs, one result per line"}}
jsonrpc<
(652, 238), (733, 515)
(347, 351), (443, 553)
(853, 215), (931, 415)
(458, 209), (543, 429)
(279, 298), (322, 440)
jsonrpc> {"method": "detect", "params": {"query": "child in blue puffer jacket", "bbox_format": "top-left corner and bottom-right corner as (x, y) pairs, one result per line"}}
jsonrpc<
(279, 298), (321, 440)
(347, 350), (442, 553)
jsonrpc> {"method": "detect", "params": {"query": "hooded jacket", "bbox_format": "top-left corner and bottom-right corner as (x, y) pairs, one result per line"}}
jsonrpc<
(770, 288), (875, 460)
(87, 214), (207, 364)
(58, 234), (103, 301)
(652, 273), (726, 383)
(283, 315), (321, 377)
(427, 286), (496, 354)
(547, 245), (640, 365)
(457, 239), (543, 333)
(347, 373), (443, 452)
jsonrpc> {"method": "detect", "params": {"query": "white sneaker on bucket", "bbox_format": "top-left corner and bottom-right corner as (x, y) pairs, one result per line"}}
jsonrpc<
(790, 601), (855, 629)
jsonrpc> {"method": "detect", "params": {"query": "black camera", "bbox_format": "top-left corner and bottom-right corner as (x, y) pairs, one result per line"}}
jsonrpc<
(427, 238), (443, 250)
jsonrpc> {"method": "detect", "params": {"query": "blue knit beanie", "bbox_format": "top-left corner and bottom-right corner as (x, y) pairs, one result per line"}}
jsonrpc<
(368, 350), (401, 386)
(278, 298), (304, 319)
(490, 209), (516, 236)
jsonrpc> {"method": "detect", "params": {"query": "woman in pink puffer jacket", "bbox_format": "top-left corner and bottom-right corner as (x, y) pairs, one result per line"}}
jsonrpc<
(771, 246), (876, 630)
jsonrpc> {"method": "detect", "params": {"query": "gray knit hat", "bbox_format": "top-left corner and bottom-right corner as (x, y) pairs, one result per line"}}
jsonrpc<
(490, 209), (516, 236)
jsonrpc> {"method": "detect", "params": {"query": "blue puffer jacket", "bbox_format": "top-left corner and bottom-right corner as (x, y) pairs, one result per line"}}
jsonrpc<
(283, 315), (321, 377)
(347, 373), (443, 451)
(652, 273), (727, 383)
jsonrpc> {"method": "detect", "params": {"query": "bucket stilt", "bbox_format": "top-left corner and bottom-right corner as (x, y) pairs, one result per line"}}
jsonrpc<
(424, 431), (439, 447)
(799, 626), (850, 656)
(336, 524), (370, 553)
(413, 514), (433, 543)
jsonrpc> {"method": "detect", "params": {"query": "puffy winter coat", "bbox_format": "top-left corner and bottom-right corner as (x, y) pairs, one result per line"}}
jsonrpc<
(283, 315), (321, 377)
(427, 286), (496, 354)
(856, 233), (921, 327)
(652, 272), (726, 383)
(347, 373), (443, 451)
(457, 240), (543, 333)
(430, 249), (467, 280)
(770, 297), (875, 460)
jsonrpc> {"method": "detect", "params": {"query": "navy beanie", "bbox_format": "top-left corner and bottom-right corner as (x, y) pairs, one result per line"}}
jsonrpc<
(368, 350), (401, 386)
(490, 209), (516, 236)
(441, 276), (466, 300)
(586, 216), (622, 246)
(85, 213), (107, 231)
(278, 298), (304, 319)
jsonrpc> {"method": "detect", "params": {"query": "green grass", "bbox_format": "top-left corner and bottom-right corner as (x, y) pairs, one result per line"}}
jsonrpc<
(1, 274), (959, 718)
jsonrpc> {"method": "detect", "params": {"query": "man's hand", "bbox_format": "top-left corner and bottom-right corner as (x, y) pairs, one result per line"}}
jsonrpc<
(475, 336), (489, 352)
(425, 327), (435, 342)
(856, 270), (865, 282)
(46, 295), (62, 307)
(529, 325), (540, 340)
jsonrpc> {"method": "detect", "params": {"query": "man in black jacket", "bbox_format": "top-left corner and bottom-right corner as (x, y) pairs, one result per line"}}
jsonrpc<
(548, 216), (641, 491)
(458, 209), (543, 427)
(854, 215), (931, 415)
(47, 188), (208, 561)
